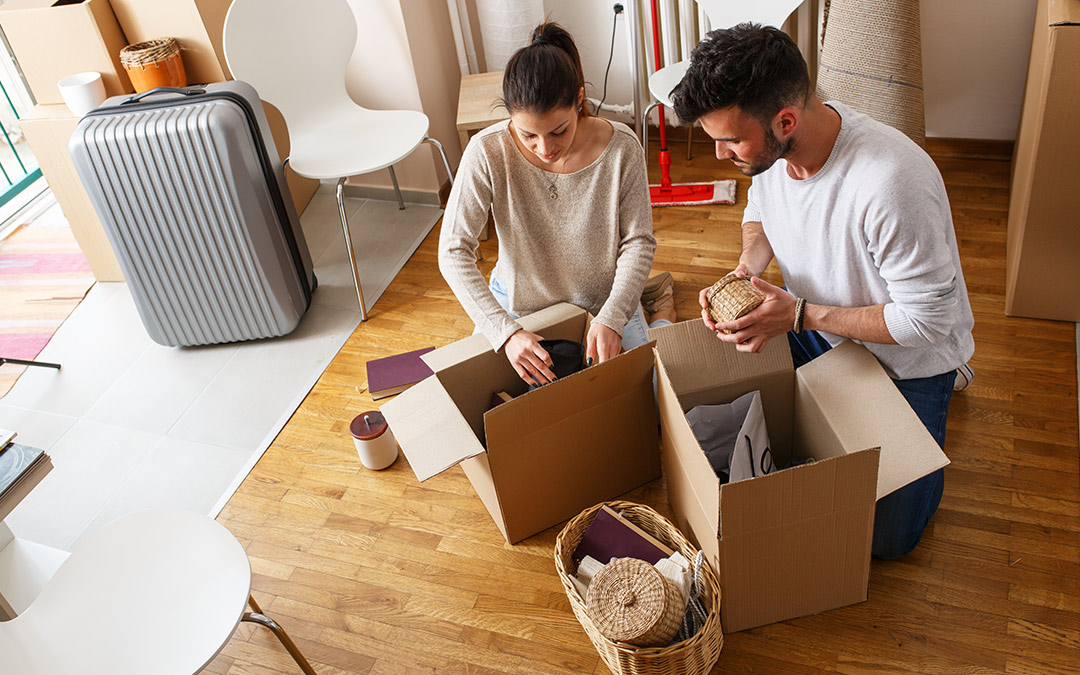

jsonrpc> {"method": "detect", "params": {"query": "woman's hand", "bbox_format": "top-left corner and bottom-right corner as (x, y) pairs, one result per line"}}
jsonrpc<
(504, 329), (556, 386)
(586, 322), (622, 365)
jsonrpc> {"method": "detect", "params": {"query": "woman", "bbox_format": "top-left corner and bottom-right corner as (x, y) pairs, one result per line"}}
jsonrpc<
(439, 21), (674, 387)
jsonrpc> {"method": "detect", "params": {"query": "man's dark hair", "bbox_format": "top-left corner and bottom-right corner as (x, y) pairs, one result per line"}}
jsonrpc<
(671, 23), (810, 124)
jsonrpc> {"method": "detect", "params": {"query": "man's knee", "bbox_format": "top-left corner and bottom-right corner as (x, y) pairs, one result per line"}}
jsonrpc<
(871, 469), (944, 560)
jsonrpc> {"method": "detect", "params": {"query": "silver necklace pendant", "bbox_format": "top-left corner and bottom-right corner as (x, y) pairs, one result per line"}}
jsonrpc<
(549, 184), (558, 200)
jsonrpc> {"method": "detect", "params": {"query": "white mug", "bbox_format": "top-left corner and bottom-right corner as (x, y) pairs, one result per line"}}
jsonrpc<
(57, 72), (106, 117)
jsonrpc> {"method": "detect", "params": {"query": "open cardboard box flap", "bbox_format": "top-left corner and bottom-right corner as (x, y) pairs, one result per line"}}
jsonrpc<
(796, 341), (949, 499)
(651, 320), (948, 500)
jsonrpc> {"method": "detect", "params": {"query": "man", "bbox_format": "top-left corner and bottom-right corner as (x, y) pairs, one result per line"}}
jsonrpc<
(670, 23), (975, 559)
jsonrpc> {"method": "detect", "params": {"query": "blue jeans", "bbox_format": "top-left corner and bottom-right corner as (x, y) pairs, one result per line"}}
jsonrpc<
(488, 277), (670, 351)
(788, 330), (955, 560)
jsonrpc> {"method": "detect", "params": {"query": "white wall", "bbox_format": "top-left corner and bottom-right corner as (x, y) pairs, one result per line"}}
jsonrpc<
(540, 0), (1039, 141)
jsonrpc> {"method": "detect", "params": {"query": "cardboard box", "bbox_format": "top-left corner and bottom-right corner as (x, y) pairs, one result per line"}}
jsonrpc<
(1005, 0), (1080, 321)
(650, 320), (949, 632)
(20, 105), (124, 281)
(107, 0), (231, 85)
(383, 303), (661, 544)
(0, 0), (132, 106)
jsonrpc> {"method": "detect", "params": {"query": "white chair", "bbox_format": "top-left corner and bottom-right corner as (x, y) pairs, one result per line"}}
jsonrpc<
(0, 509), (316, 675)
(644, 0), (804, 155)
(223, 0), (455, 321)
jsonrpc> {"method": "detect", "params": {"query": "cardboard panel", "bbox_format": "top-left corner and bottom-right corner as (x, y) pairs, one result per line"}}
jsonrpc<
(484, 343), (654, 448)
(650, 319), (792, 399)
(1050, 0), (1080, 24)
(458, 452), (509, 542)
(655, 351), (720, 535)
(1005, 7), (1080, 321)
(108, 0), (231, 85)
(490, 374), (660, 543)
(0, 0), (132, 105)
(20, 106), (124, 281)
(717, 449), (878, 632)
(795, 342), (948, 499)
(651, 320), (795, 457)
(381, 376), (486, 481)
(660, 430), (720, 571)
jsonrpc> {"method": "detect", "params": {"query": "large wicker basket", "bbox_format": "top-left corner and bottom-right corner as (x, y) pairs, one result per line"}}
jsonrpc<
(555, 501), (723, 675)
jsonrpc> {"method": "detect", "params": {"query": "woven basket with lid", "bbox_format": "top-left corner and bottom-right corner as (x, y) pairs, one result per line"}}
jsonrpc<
(587, 557), (684, 647)
(705, 273), (765, 331)
(555, 501), (723, 675)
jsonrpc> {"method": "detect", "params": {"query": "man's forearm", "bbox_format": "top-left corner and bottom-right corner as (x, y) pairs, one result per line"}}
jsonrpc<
(739, 221), (775, 277)
(803, 303), (896, 345)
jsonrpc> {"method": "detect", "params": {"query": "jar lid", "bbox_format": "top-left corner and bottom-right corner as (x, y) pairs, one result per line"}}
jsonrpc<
(350, 411), (388, 440)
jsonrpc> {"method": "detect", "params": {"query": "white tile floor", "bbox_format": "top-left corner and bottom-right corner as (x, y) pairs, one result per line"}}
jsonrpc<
(1, 185), (442, 550)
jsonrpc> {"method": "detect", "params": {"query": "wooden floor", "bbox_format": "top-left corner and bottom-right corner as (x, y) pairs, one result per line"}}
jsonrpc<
(208, 136), (1079, 675)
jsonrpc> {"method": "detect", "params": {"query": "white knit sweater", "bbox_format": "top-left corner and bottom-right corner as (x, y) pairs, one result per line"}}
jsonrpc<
(744, 102), (975, 379)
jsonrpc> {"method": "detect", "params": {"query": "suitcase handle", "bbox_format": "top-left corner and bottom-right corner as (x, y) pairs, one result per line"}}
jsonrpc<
(123, 86), (207, 104)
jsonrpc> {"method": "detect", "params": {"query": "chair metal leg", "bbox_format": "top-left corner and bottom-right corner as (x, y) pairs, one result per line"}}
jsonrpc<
(0, 357), (61, 369)
(387, 166), (406, 210)
(642, 101), (660, 161)
(244, 595), (317, 675)
(422, 136), (455, 185)
(336, 177), (368, 321)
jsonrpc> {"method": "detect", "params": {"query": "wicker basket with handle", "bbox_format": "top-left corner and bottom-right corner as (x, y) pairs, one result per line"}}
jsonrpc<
(555, 501), (723, 675)
(705, 273), (765, 331)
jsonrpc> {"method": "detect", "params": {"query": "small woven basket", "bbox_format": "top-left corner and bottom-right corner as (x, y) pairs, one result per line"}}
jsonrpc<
(705, 273), (765, 330)
(587, 557), (684, 647)
(555, 501), (723, 675)
(119, 38), (181, 68)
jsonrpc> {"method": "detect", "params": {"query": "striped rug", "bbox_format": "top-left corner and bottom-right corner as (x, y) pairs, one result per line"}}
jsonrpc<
(0, 224), (95, 397)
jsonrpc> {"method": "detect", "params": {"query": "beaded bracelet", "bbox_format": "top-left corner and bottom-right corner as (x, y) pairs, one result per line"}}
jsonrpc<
(793, 297), (807, 334)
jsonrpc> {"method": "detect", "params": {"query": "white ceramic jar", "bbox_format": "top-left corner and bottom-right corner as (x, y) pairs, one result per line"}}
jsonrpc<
(350, 411), (398, 470)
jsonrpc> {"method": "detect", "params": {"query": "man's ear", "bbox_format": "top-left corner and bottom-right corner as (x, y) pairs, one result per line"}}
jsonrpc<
(774, 107), (798, 139)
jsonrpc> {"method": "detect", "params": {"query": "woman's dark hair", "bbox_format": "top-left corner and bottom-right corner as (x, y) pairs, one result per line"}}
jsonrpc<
(671, 23), (810, 125)
(501, 22), (588, 117)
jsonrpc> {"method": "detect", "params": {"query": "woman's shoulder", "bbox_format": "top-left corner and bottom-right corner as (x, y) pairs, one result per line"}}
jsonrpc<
(461, 120), (513, 169)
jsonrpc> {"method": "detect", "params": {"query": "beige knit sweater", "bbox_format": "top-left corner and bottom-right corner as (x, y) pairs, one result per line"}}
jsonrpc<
(438, 119), (656, 351)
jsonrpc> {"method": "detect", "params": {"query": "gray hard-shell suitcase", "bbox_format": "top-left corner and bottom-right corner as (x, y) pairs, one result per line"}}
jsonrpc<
(69, 82), (316, 347)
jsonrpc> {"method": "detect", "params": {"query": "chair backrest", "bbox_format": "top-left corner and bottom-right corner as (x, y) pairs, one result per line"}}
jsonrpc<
(223, 0), (358, 127)
(697, 0), (803, 32)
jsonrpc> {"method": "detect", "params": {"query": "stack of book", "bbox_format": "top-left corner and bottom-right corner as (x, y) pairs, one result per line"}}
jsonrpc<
(0, 428), (53, 521)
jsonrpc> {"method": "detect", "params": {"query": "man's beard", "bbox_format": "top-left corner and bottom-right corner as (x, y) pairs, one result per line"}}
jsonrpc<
(733, 126), (791, 176)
